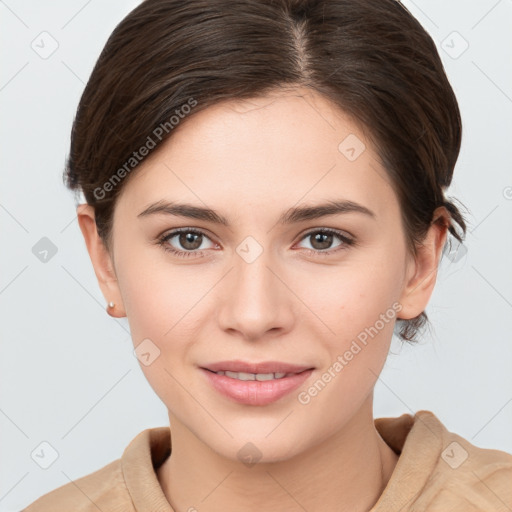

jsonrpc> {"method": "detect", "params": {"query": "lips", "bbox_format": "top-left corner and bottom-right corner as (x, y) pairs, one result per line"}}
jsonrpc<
(201, 367), (314, 406)
(199, 360), (315, 405)
(201, 360), (314, 375)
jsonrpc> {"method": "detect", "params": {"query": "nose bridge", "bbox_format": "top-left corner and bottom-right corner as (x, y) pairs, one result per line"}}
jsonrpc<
(236, 248), (275, 301)
(217, 240), (292, 339)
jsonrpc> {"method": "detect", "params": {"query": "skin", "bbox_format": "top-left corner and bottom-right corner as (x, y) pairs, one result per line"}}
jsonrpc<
(78, 87), (448, 512)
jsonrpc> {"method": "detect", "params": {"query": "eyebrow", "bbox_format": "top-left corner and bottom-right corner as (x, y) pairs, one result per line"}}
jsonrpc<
(137, 199), (376, 225)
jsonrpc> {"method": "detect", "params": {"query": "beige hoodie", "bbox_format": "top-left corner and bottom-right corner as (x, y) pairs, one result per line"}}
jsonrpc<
(22, 410), (512, 511)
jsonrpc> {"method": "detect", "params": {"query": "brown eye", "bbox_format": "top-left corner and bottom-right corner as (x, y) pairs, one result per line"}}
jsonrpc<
(297, 228), (355, 256)
(310, 232), (335, 250)
(177, 231), (203, 250)
(158, 228), (215, 258)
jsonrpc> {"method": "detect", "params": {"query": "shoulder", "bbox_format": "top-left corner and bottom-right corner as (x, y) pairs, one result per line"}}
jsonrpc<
(414, 410), (512, 510)
(20, 427), (170, 512)
(21, 458), (132, 512)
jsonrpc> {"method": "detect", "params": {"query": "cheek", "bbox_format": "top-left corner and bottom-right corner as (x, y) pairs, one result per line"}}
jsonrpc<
(293, 250), (403, 399)
(302, 254), (403, 342)
(115, 237), (202, 341)
(114, 249), (212, 393)
(293, 267), (401, 432)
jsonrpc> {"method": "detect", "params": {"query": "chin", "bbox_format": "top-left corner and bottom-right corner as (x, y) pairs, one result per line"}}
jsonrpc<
(196, 421), (315, 466)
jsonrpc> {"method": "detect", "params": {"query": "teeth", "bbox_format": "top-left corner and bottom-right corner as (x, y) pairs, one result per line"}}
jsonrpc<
(219, 371), (288, 380)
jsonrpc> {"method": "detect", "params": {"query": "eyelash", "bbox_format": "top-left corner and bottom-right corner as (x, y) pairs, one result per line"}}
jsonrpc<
(156, 227), (356, 259)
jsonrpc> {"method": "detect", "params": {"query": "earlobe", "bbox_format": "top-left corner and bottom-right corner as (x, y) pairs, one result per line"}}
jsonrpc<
(76, 203), (126, 318)
(398, 207), (449, 320)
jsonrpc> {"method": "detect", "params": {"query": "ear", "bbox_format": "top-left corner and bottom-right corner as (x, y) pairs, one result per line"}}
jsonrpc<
(76, 203), (126, 318)
(398, 207), (449, 320)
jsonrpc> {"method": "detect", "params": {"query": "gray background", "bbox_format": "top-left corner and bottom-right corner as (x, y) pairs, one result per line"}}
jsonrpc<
(1, 1), (511, 510)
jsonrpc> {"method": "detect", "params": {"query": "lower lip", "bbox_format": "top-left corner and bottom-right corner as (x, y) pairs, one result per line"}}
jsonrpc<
(200, 368), (314, 406)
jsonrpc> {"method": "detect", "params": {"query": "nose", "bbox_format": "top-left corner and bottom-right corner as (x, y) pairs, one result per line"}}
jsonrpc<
(216, 248), (295, 342)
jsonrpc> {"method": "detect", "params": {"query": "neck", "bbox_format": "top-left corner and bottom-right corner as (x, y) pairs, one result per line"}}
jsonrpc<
(157, 396), (399, 512)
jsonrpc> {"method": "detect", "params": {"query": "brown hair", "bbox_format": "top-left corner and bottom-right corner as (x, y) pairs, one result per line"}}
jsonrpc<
(64, 0), (467, 343)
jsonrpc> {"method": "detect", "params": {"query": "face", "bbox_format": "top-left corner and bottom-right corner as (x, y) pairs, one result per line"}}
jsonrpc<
(81, 87), (440, 463)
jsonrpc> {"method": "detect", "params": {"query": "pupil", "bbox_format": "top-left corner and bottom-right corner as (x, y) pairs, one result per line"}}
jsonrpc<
(180, 232), (201, 250)
(313, 232), (332, 250)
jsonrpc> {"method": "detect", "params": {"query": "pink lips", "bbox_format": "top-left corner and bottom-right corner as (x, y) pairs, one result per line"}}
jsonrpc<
(202, 360), (313, 375)
(200, 360), (314, 406)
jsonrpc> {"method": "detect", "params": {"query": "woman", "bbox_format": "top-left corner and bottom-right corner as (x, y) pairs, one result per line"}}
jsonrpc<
(23, 0), (512, 510)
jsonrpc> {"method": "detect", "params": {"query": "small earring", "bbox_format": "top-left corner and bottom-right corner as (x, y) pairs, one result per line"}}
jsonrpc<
(108, 301), (115, 309)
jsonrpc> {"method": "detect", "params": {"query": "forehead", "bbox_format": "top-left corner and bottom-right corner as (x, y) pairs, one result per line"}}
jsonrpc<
(116, 88), (398, 223)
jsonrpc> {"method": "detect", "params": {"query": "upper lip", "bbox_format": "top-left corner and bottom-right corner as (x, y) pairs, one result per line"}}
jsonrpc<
(201, 360), (314, 374)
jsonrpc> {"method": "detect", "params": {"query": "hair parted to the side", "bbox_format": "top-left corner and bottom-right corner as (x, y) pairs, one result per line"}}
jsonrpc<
(64, 0), (468, 343)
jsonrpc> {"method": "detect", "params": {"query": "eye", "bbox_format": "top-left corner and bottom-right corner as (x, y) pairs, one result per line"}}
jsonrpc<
(296, 228), (355, 256)
(157, 227), (356, 259)
(157, 228), (216, 258)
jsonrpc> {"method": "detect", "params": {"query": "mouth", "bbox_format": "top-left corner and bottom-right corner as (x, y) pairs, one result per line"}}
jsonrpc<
(199, 360), (315, 406)
(201, 360), (314, 375)
(204, 369), (300, 381)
